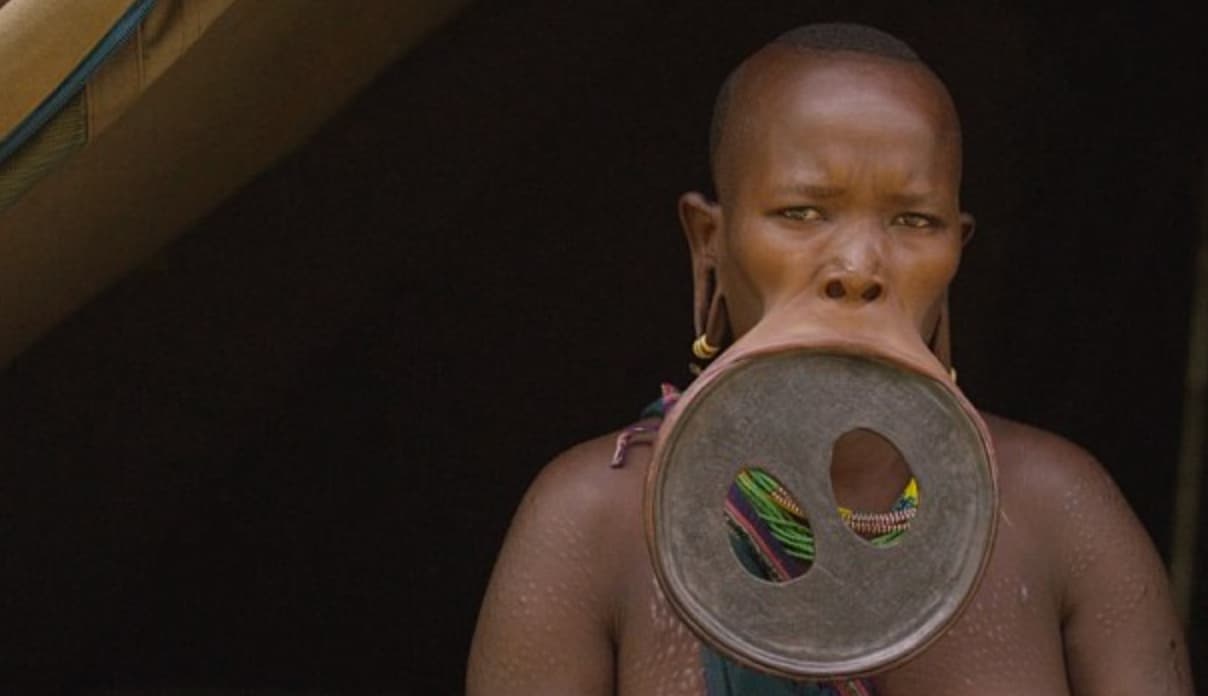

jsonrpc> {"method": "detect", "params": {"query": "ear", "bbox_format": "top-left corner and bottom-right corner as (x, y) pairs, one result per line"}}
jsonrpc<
(959, 212), (976, 246)
(679, 191), (723, 335)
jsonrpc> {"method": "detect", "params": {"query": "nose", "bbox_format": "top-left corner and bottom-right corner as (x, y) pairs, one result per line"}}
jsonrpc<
(818, 236), (885, 304)
(822, 271), (883, 302)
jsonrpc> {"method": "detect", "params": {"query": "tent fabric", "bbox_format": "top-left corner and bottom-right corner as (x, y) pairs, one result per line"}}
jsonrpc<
(0, 0), (470, 367)
(0, 0), (237, 212)
(0, 93), (87, 210)
(0, 0), (136, 141)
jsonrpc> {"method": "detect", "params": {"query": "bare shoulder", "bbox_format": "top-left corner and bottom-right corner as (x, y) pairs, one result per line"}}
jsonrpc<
(498, 421), (655, 586)
(510, 423), (654, 561)
(978, 411), (1142, 549)
(524, 425), (651, 516)
(979, 412), (1133, 531)
(979, 413), (1191, 694)
(981, 411), (1107, 486)
(466, 423), (656, 696)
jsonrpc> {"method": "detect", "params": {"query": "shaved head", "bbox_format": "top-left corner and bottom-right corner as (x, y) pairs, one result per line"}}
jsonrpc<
(709, 24), (962, 201)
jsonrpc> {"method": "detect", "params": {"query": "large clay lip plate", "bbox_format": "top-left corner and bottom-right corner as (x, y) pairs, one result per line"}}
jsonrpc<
(646, 348), (998, 678)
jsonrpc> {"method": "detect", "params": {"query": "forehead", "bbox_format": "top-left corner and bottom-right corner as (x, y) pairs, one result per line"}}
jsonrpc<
(719, 48), (961, 195)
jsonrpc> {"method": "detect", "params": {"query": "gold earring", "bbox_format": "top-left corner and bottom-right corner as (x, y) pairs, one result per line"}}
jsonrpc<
(692, 333), (719, 360)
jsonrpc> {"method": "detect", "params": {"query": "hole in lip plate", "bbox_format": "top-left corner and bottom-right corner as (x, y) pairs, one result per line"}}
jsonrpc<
(725, 430), (919, 584)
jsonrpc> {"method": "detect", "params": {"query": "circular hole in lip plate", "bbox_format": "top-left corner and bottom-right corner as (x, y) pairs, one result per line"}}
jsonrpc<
(829, 427), (919, 549)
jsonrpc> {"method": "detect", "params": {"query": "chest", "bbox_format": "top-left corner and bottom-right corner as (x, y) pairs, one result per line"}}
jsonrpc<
(613, 513), (1070, 696)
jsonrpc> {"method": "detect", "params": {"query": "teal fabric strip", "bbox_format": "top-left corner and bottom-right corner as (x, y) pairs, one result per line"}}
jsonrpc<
(703, 648), (839, 695)
(0, 0), (159, 165)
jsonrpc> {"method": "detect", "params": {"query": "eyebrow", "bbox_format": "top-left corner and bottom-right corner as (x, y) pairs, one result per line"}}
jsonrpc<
(882, 190), (941, 207)
(777, 184), (941, 207)
(777, 183), (846, 198)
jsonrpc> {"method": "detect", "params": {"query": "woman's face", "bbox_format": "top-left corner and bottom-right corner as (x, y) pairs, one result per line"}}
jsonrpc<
(687, 49), (972, 346)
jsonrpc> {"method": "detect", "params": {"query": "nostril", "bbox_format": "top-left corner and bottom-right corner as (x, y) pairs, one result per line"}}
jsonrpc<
(825, 280), (846, 299)
(861, 283), (883, 302)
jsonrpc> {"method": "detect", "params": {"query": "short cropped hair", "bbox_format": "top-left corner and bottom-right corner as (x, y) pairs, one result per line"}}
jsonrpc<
(709, 23), (924, 185)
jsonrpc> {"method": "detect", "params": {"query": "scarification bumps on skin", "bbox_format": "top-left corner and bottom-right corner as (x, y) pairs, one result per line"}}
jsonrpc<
(617, 575), (706, 693)
(874, 506), (1068, 695)
(468, 480), (616, 690)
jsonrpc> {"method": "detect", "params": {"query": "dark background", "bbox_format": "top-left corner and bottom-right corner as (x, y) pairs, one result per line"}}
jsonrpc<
(0, 1), (1204, 692)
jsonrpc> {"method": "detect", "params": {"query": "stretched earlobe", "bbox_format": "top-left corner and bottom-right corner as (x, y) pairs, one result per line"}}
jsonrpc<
(679, 191), (722, 257)
(679, 191), (723, 338)
(928, 292), (953, 373)
(694, 289), (728, 350)
(959, 212), (976, 246)
(691, 279), (729, 367)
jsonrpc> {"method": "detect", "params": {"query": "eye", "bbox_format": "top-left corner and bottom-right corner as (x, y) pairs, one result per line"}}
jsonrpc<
(892, 212), (939, 229)
(779, 206), (825, 222)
